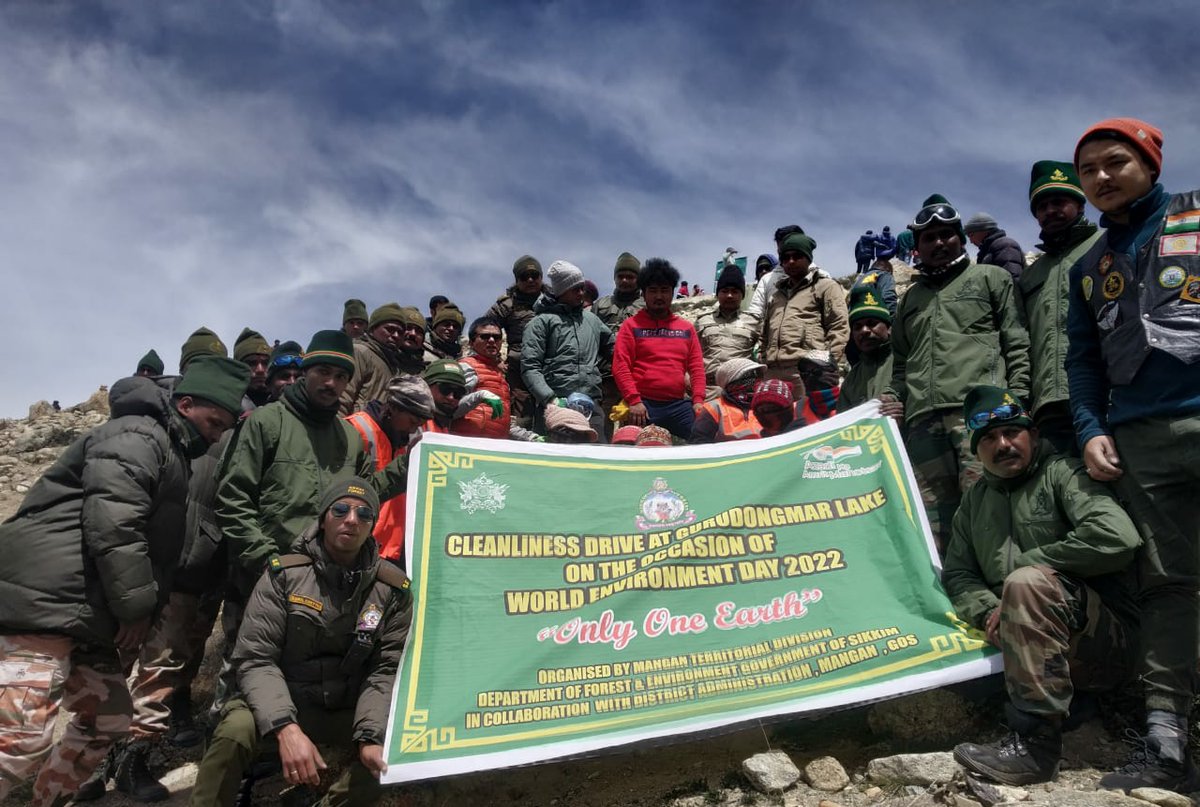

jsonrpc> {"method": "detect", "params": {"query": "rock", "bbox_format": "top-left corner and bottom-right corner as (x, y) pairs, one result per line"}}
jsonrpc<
(72, 387), (110, 415)
(1030, 790), (1147, 805)
(867, 689), (977, 744)
(818, 801), (846, 807)
(867, 751), (961, 786)
(0, 456), (17, 468)
(864, 786), (883, 799)
(742, 750), (801, 793)
(965, 774), (1030, 805)
(804, 756), (850, 792)
(1128, 787), (1194, 807)
(14, 484), (28, 494)
(27, 401), (55, 421)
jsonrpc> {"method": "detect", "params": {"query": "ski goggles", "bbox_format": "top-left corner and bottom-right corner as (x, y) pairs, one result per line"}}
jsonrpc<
(329, 502), (375, 521)
(911, 203), (961, 230)
(271, 354), (303, 369)
(967, 403), (1025, 431)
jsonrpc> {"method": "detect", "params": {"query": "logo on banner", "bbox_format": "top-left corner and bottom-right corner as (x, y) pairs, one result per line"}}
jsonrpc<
(458, 473), (509, 514)
(801, 443), (881, 480)
(635, 478), (696, 531)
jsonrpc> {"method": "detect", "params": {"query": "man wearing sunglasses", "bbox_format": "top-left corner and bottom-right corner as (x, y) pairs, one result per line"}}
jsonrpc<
(422, 359), (469, 434)
(487, 255), (545, 428)
(339, 304), (426, 416)
(192, 478), (411, 806)
(945, 385), (1140, 788)
(454, 317), (512, 439)
(884, 194), (1030, 555)
(1065, 119), (1200, 793)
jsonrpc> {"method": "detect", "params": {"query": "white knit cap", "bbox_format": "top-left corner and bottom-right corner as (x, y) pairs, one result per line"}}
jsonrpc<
(546, 260), (586, 297)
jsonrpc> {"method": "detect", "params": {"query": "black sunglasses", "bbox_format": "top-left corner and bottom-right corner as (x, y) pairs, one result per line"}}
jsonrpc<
(329, 502), (375, 521)
(475, 333), (502, 342)
(436, 383), (464, 397)
(518, 271), (542, 281)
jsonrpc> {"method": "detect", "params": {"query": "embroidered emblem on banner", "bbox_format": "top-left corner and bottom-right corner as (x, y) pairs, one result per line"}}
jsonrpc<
(1159, 266), (1186, 289)
(1160, 234), (1199, 256)
(1102, 272), (1125, 300)
(635, 478), (695, 532)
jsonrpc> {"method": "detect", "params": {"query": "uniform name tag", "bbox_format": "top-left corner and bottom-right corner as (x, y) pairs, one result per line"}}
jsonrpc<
(287, 594), (323, 612)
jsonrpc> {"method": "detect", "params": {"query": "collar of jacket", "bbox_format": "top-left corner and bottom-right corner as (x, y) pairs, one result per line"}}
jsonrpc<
(979, 438), (1047, 491)
(917, 252), (971, 285)
(1099, 182), (1167, 233)
(170, 408), (212, 460)
(425, 335), (461, 359)
(535, 295), (583, 319)
(366, 334), (402, 365)
(612, 289), (640, 306)
(507, 285), (541, 306)
(1036, 216), (1099, 254)
(282, 379), (339, 426)
(295, 522), (381, 598)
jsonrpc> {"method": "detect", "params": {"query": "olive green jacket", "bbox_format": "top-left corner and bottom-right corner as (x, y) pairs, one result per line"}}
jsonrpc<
(942, 444), (1140, 630)
(837, 344), (893, 411)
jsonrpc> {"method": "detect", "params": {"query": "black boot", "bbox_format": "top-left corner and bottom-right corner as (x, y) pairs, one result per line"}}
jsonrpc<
(953, 706), (1062, 786)
(234, 771), (256, 807)
(166, 689), (203, 748)
(72, 746), (115, 801)
(113, 738), (170, 802)
(1099, 732), (1200, 793)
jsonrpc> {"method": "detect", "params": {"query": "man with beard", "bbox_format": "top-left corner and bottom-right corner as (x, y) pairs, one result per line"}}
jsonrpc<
(342, 299), (368, 340)
(838, 284), (900, 415)
(266, 340), (303, 402)
(423, 303), (465, 363)
(1017, 161), (1103, 456)
(883, 195), (1030, 555)
(690, 358), (765, 443)
(340, 304), (420, 415)
(233, 328), (273, 410)
(488, 255), (544, 427)
(946, 386), (1139, 787)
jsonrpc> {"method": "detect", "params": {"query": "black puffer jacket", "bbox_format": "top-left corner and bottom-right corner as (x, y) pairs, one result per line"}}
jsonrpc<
(0, 376), (203, 645)
(977, 229), (1027, 281)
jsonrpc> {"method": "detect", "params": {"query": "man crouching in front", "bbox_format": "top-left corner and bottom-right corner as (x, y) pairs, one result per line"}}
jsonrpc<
(191, 478), (412, 806)
(943, 386), (1140, 786)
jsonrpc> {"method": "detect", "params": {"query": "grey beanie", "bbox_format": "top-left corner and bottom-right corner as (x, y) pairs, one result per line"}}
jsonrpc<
(964, 212), (998, 234)
(386, 374), (436, 420)
(546, 260), (586, 297)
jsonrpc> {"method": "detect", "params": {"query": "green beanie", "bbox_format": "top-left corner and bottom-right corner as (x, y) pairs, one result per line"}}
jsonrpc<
(316, 476), (381, 520)
(302, 330), (356, 377)
(136, 349), (164, 376)
(174, 355), (251, 416)
(180, 327), (228, 372)
(1028, 160), (1086, 214)
(963, 385), (1032, 453)
(343, 298), (368, 324)
(267, 340), (303, 377)
(848, 284), (892, 325)
(397, 305), (426, 330)
(921, 193), (951, 207)
(422, 358), (467, 388)
(614, 252), (640, 276)
(780, 232), (817, 260)
(432, 303), (465, 328)
(234, 327), (271, 362)
(512, 255), (542, 278)
(368, 303), (406, 331)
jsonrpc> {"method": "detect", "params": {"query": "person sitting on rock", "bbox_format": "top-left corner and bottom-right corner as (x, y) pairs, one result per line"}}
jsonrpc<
(945, 386), (1140, 786)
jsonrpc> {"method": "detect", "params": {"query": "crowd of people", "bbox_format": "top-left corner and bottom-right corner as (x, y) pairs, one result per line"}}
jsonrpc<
(0, 115), (1196, 805)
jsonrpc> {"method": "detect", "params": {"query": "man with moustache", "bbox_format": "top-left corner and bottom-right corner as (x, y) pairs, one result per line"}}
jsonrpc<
(594, 253), (645, 432)
(454, 317), (512, 440)
(488, 255), (545, 427)
(945, 386), (1140, 787)
(838, 284), (901, 416)
(340, 304), (424, 415)
(1064, 119), (1200, 793)
(1018, 162), (1102, 455)
(234, 328), (273, 410)
(342, 299), (368, 340)
(266, 340), (303, 402)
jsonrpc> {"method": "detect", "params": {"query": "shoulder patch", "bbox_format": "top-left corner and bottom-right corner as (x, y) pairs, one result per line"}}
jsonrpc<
(375, 562), (412, 593)
(287, 593), (323, 613)
(269, 554), (313, 574)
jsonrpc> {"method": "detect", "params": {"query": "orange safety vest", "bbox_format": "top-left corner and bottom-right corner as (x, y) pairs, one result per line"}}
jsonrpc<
(700, 399), (763, 441)
(423, 417), (450, 435)
(344, 412), (407, 564)
(453, 355), (511, 439)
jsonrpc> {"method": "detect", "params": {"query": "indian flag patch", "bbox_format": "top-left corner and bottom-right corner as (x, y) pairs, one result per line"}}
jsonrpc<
(1164, 209), (1200, 235)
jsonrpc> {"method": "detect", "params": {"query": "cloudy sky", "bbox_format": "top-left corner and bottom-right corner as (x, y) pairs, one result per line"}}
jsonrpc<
(1, 1), (1196, 416)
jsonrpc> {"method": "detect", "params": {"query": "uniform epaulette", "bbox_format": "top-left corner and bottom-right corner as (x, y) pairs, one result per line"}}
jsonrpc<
(268, 553), (313, 574)
(375, 561), (412, 594)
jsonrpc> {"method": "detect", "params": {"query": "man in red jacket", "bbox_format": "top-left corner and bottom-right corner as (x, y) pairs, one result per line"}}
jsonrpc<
(614, 258), (706, 439)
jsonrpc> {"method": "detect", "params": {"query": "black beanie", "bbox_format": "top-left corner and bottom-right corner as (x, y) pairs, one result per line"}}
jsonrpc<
(716, 264), (745, 294)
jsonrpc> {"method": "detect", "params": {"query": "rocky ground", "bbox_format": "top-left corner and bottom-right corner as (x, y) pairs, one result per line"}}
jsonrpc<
(3, 369), (1198, 807)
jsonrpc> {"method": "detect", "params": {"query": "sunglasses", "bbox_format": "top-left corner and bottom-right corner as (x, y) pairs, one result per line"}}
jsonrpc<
(329, 502), (375, 521)
(967, 403), (1024, 431)
(518, 271), (542, 282)
(271, 355), (303, 368)
(475, 333), (502, 342)
(912, 203), (961, 229)
(435, 383), (464, 397)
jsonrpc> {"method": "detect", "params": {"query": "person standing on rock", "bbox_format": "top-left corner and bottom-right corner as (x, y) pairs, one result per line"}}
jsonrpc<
(1017, 161), (1102, 456)
(342, 298), (368, 340)
(190, 478), (412, 807)
(881, 195), (1030, 555)
(0, 356), (249, 807)
(487, 255), (544, 428)
(695, 264), (759, 398)
(946, 385), (1140, 787)
(1064, 118), (1200, 794)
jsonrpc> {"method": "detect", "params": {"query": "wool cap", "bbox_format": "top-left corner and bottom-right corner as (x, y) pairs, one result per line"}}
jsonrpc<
(368, 303), (407, 330)
(716, 264), (745, 294)
(267, 340), (304, 378)
(397, 305), (426, 330)
(386, 374), (436, 420)
(432, 303), (465, 329)
(546, 260), (586, 297)
(180, 327), (228, 372)
(174, 355), (252, 416)
(963, 385), (1033, 453)
(234, 327), (271, 361)
(302, 330), (356, 377)
(964, 213), (998, 234)
(512, 255), (542, 278)
(755, 253), (778, 270)
(751, 378), (794, 411)
(715, 357), (765, 390)
(611, 425), (642, 445)
(343, 298), (368, 324)
(316, 476), (380, 521)
(779, 232), (817, 260)
(614, 252), (641, 276)
(848, 284), (893, 325)
(1074, 117), (1163, 177)
(634, 425), (672, 447)
(545, 403), (597, 441)
(136, 349), (164, 376)
(422, 358), (467, 388)
(1029, 160), (1087, 213)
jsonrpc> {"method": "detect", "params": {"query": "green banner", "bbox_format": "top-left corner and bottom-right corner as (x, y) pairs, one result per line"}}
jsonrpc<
(382, 404), (999, 783)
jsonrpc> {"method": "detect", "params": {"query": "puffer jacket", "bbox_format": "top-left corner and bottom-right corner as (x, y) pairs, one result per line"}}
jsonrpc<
(942, 443), (1140, 630)
(0, 376), (203, 645)
(454, 354), (511, 438)
(761, 269), (850, 365)
(172, 430), (233, 595)
(837, 344), (893, 411)
(233, 525), (412, 744)
(486, 286), (541, 364)
(887, 255), (1030, 422)
(339, 336), (402, 416)
(977, 229), (1027, 281)
(520, 295), (614, 405)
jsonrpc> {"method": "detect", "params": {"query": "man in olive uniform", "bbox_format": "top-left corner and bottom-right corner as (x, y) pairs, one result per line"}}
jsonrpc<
(593, 252), (645, 434)
(191, 478), (412, 807)
(695, 264), (759, 398)
(342, 299), (368, 340)
(487, 255), (544, 428)
(838, 284), (899, 416)
(0, 357), (249, 807)
(945, 386), (1140, 786)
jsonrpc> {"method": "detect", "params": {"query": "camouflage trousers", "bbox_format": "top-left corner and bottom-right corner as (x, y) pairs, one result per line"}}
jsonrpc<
(998, 565), (1134, 717)
(905, 410), (982, 556)
(0, 634), (132, 807)
(127, 590), (220, 740)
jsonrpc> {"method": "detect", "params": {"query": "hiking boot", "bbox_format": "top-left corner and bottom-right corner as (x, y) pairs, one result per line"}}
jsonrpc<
(234, 772), (256, 807)
(1099, 732), (1200, 793)
(72, 747), (115, 802)
(166, 690), (203, 748)
(114, 739), (170, 802)
(953, 707), (1061, 786)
